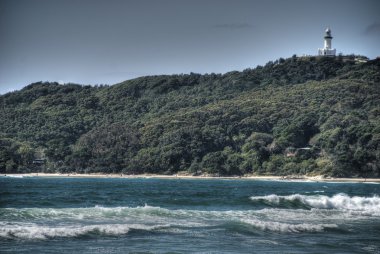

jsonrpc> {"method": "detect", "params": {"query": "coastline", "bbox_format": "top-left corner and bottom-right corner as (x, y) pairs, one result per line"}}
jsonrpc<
(2, 173), (380, 183)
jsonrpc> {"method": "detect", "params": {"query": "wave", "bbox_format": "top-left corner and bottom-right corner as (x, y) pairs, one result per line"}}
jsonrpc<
(0, 204), (345, 239)
(0, 204), (169, 220)
(0, 222), (169, 240)
(250, 194), (380, 215)
(240, 218), (338, 233)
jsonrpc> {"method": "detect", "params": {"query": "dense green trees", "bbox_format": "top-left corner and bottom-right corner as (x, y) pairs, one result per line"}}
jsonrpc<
(0, 56), (379, 176)
(0, 138), (34, 173)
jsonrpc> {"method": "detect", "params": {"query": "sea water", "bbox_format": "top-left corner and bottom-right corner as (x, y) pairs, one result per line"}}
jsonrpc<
(1, 177), (379, 253)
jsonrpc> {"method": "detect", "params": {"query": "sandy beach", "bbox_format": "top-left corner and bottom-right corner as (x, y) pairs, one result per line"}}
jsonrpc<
(2, 172), (380, 183)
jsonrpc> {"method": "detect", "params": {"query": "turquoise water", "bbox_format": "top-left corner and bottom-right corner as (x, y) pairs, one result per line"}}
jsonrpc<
(1, 177), (380, 253)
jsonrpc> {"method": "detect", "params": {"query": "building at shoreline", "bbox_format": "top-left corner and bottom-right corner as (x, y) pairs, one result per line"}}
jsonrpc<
(318, 28), (336, 56)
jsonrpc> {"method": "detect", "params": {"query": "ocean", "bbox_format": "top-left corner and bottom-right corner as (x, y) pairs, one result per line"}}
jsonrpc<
(1, 176), (379, 253)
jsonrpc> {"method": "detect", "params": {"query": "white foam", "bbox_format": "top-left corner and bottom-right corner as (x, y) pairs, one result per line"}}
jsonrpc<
(0, 223), (167, 240)
(241, 218), (337, 233)
(250, 194), (380, 216)
(251, 194), (282, 204)
(2, 204), (170, 221)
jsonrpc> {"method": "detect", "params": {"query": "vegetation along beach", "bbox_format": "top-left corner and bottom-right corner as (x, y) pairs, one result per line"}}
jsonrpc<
(1, 56), (379, 178)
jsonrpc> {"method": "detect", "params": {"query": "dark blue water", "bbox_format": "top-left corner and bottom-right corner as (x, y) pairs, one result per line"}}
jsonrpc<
(1, 176), (380, 253)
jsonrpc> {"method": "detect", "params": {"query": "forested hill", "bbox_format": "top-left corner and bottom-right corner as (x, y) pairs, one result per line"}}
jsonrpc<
(1, 55), (379, 177)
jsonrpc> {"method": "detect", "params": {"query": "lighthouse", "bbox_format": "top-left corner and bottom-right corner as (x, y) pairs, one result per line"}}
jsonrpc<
(318, 28), (336, 56)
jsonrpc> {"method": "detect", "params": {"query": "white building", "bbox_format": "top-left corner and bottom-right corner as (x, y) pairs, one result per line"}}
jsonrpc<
(318, 28), (336, 56)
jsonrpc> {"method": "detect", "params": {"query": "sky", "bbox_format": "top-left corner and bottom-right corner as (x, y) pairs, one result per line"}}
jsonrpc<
(0, 0), (379, 94)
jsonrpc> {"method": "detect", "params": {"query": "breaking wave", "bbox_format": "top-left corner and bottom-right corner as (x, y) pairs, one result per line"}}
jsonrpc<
(0, 204), (172, 220)
(250, 194), (380, 215)
(0, 223), (168, 240)
(0, 203), (343, 240)
(240, 219), (338, 233)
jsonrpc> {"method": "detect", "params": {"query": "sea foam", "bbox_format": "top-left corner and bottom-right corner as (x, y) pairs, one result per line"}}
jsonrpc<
(241, 218), (337, 233)
(250, 193), (380, 215)
(0, 223), (168, 240)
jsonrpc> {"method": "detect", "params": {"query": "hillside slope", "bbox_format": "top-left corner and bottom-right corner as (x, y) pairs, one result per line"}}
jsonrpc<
(1, 56), (379, 177)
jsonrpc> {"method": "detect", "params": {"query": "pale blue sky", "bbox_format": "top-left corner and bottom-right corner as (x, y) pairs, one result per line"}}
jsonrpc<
(0, 0), (379, 94)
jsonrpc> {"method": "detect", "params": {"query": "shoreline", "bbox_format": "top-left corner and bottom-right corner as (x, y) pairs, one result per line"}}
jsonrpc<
(2, 173), (380, 183)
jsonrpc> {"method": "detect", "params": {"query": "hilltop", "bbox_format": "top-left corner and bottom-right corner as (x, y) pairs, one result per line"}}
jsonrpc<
(1, 55), (379, 177)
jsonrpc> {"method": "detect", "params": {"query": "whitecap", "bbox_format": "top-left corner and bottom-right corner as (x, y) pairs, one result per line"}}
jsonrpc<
(0, 223), (169, 240)
(240, 218), (337, 233)
(250, 194), (380, 216)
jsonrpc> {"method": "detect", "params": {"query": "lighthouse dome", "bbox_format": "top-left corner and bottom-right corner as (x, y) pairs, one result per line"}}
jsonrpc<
(324, 27), (332, 38)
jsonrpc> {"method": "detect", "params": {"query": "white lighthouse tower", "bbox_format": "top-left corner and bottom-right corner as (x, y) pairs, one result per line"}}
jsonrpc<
(318, 28), (336, 56)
